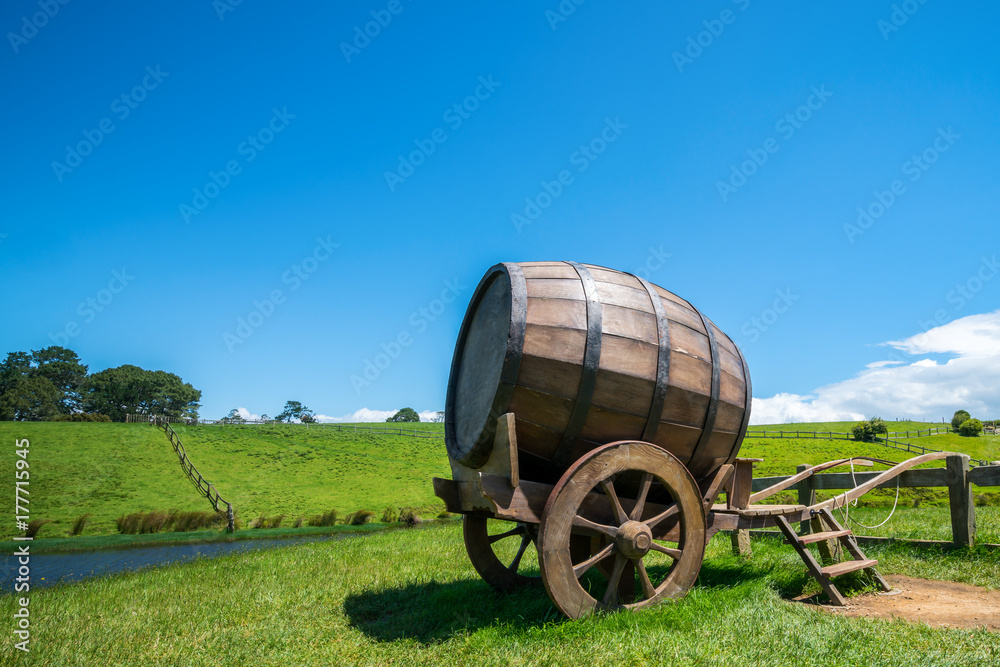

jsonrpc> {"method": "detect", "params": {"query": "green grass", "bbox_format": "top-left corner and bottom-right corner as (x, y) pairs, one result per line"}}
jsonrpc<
(2, 522), (997, 666)
(749, 420), (945, 434)
(0, 421), (451, 541)
(0, 423), (217, 541)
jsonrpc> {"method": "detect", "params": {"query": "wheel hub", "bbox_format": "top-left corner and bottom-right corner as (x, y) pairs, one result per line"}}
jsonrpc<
(614, 520), (653, 559)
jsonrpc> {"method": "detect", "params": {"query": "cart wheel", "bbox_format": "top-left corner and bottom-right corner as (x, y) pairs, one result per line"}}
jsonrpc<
(538, 441), (707, 618)
(463, 515), (542, 591)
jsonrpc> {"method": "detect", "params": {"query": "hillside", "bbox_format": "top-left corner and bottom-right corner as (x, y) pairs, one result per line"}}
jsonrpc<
(0, 422), (452, 540)
(3, 419), (996, 541)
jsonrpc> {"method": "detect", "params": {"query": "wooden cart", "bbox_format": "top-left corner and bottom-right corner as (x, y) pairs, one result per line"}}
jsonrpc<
(434, 262), (952, 618)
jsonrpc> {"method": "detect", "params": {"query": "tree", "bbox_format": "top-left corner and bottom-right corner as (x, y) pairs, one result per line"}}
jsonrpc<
(276, 400), (312, 423)
(431, 410), (445, 423)
(387, 407), (420, 423)
(0, 376), (61, 421)
(0, 347), (88, 417)
(81, 365), (201, 422)
(222, 408), (245, 424)
(958, 418), (983, 437)
(952, 410), (972, 430)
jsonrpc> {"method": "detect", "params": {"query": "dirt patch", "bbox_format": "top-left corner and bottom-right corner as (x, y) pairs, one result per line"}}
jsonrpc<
(815, 575), (1000, 631)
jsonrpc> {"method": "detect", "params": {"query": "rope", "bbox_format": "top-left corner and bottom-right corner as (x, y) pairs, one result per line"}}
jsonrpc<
(839, 458), (900, 529)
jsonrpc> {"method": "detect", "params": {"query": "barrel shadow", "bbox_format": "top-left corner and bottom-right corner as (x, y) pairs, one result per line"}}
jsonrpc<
(343, 579), (555, 643)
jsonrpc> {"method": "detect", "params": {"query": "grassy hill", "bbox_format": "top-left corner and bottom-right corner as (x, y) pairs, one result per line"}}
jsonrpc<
(0, 421), (451, 540)
(2, 419), (996, 541)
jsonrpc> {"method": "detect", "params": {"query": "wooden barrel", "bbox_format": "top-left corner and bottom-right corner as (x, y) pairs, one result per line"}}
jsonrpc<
(445, 261), (752, 483)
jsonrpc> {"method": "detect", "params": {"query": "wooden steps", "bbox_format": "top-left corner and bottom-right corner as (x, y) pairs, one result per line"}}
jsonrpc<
(794, 529), (851, 545)
(775, 509), (890, 606)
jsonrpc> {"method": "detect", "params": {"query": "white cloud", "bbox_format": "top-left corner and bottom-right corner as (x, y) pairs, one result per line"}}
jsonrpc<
(313, 408), (444, 423)
(236, 407), (260, 421)
(751, 310), (1000, 425)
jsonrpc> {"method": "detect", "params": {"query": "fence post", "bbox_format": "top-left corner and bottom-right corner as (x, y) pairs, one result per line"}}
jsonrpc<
(227, 503), (235, 533)
(946, 454), (975, 548)
(796, 464), (815, 534)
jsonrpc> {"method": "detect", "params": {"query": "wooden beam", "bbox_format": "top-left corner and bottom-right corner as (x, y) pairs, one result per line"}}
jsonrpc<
(796, 464), (815, 535)
(947, 454), (975, 548)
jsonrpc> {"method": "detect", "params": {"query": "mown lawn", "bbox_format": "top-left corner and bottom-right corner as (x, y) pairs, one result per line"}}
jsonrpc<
(1, 522), (997, 666)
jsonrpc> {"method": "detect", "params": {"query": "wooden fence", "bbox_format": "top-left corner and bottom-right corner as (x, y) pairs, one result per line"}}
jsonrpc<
(152, 418), (235, 532)
(128, 414), (443, 439)
(744, 428), (991, 467)
(750, 455), (1000, 548)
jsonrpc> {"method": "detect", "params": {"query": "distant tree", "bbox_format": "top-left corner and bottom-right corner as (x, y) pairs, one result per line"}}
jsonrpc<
(851, 421), (875, 442)
(276, 401), (312, 423)
(222, 408), (245, 424)
(0, 347), (88, 418)
(958, 418), (983, 437)
(260, 413), (269, 422)
(300, 412), (316, 424)
(868, 416), (888, 436)
(951, 410), (972, 430)
(387, 407), (420, 423)
(81, 365), (201, 422)
(431, 410), (445, 423)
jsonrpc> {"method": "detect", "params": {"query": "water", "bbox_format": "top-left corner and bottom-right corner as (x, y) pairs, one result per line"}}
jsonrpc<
(3, 533), (352, 591)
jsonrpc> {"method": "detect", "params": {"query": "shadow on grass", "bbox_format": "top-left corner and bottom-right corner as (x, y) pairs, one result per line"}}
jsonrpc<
(344, 578), (555, 643)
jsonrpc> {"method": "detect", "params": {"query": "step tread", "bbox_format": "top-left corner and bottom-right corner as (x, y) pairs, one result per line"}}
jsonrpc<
(822, 559), (878, 577)
(797, 529), (852, 544)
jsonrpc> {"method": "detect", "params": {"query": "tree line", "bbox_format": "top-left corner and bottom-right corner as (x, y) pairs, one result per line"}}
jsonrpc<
(0, 346), (201, 422)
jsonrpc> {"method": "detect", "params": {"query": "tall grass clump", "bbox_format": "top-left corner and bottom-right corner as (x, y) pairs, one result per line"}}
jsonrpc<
(173, 510), (224, 532)
(307, 509), (338, 527)
(381, 506), (398, 523)
(139, 510), (172, 534)
(69, 513), (92, 536)
(345, 510), (374, 526)
(399, 509), (421, 527)
(25, 519), (52, 538)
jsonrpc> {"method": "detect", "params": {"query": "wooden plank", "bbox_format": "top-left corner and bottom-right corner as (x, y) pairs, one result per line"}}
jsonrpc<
(969, 465), (1000, 487)
(796, 464), (815, 535)
(797, 529), (851, 545)
(822, 559), (878, 577)
(947, 454), (975, 548)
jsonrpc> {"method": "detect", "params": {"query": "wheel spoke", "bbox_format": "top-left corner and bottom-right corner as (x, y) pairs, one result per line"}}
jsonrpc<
(573, 542), (615, 577)
(649, 541), (682, 560)
(508, 534), (531, 573)
(602, 555), (627, 606)
(643, 504), (679, 531)
(629, 473), (654, 521)
(572, 515), (618, 539)
(487, 526), (522, 544)
(635, 559), (656, 600)
(600, 479), (629, 524)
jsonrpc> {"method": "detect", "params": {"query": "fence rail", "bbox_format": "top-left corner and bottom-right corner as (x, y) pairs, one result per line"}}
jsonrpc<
(744, 427), (990, 467)
(745, 426), (949, 439)
(127, 414), (444, 439)
(151, 418), (235, 532)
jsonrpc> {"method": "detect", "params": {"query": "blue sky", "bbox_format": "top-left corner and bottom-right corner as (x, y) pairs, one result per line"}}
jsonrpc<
(2, 1), (998, 424)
